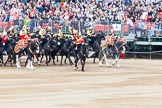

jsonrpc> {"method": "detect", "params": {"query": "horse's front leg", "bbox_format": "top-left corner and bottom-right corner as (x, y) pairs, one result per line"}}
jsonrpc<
(26, 55), (35, 70)
(64, 55), (67, 64)
(16, 54), (21, 69)
(26, 57), (30, 69)
(10, 55), (13, 67)
(35, 53), (41, 65)
(45, 54), (48, 66)
(60, 55), (63, 65)
(40, 54), (44, 63)
(47, 53), (51, 65)
(112, 54), (120, 67)
(80, 56), (86, 72)
(93, 52), (98, 63)
(67, 52), (73, 66)
(99, 50), (108, 66)
(104, 53), (111, 67)
(74, 56), (79, 70)
(56, 55), (59, 62)
(30, 56), (35, 70)
(25, 56), (28, 66)
(0, 54), (4, 66)
(4, 55), (10, 66)
(51, 53), (56, 65)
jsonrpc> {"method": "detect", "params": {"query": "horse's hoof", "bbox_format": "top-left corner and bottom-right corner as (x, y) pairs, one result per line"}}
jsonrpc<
(70, 64), (73, 66)
(99, 62), (103, 67)
(46, 62), (49, 66)
(17, 66), (21, 69)
(116, 65), (120, 68)
(26, 66), (30, 70)
(37, 61), (41, 65)
(106, 64), (111, 67)
(74, 67), (79, 70)
(81, 69), (85, 72)
(30, 67), (35, 70)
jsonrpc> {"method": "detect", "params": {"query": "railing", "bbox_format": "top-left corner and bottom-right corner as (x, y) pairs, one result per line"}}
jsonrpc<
(0, 19), (162, 37)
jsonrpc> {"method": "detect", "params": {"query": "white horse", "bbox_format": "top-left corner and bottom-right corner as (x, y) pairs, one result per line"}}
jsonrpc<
(14, 40), (39, 70)
(99, 41), (126, 67)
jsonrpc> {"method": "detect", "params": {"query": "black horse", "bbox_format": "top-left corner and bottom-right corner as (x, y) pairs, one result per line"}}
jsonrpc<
(3, 35), (17, 66)
(68, 39), (87, 71)
(58, 37), (74, 65)
(25, 40), (40, 69)
(50, 36), (74, 66)
(86, 32), (105, 63)
(39, 36), (53, 65)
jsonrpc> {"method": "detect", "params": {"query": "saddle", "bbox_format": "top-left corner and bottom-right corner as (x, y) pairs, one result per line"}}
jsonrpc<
(14, 40), (28, 53)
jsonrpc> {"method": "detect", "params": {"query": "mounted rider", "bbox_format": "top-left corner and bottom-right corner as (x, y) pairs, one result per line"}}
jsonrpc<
(73, 30), (85, 52)
(1, 30), (8, 55)
(57, 29), (65, 49)
(87, 27), (97, 45)
(102, 25), (115, 50)
(18, 25), (30, 50)
(39, 28), (47, 45)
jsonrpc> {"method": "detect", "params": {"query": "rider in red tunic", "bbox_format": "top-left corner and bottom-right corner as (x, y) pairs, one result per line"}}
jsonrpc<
(73, 30), (85, 50)
(2, 34), (8, 45)
(1, 30), (8, 54)
(19, 28), (28, 49)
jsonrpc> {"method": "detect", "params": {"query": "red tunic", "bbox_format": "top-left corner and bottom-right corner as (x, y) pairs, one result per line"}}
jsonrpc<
(73, 36), (85, 47)
(20, 34), (27, 40)
(2, 35), (8, 44)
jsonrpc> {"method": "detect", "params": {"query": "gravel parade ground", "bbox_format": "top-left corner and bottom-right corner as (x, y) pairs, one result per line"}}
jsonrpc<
(0, 58), (162, 108)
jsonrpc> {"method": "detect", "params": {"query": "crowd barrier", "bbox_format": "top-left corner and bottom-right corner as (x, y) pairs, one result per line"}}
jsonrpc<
(0, 19), (162, 37)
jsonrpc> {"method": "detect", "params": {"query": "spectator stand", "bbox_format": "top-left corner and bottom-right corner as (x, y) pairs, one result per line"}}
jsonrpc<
(0, 21), (162, 59)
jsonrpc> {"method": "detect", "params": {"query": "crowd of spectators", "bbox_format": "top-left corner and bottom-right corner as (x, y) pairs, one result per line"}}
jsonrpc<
(0, 0), (162, 31)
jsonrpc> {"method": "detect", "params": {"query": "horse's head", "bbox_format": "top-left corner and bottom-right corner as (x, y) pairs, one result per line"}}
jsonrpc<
(115, 41), (128, 53)
(83, 36), (90, 45)
(29, 40), (40, 54)
(96, 31), (105, 40)
(50, 38), (57, 49)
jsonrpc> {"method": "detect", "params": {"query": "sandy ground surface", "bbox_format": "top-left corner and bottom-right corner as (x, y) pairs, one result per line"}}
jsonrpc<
(0, 57), (162, 108)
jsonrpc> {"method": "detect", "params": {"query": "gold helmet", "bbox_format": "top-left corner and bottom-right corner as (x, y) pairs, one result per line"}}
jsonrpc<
(74, 30), (78, 35)
(87, 28), (94, 36)
(39, 28), (46, 36)
(20, 29), (26, 36)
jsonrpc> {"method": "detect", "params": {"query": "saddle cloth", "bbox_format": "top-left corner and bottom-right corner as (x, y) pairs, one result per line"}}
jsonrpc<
(102, 36), (114, 49)
(14, 40), (28, 53)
